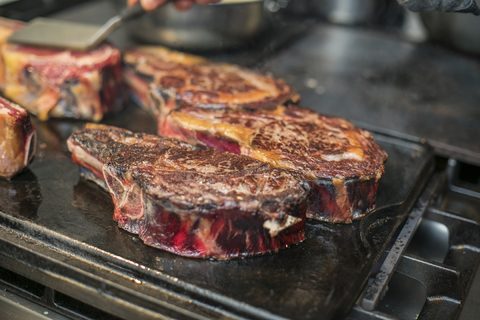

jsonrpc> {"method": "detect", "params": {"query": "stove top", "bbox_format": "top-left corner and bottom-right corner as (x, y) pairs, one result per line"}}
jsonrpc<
(0, 103), (435, 320)
(2, 157), (479, 320)
(1, 1), (480, 320)
(351, 163), (480, 320)
(260, 24), (480, 167)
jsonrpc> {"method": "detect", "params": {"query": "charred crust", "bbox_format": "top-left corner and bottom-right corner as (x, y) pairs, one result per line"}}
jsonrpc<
(160, 105), (387, 223)
(69, 126), (308, 219)
(166, 105), (387, 180)
(123, 47), (299, 111)
(68, 125), (309, 258)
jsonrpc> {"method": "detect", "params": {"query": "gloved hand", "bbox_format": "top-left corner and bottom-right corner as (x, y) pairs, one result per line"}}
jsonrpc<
(397, 0), (480, 15)
(128, 0), (221, 11)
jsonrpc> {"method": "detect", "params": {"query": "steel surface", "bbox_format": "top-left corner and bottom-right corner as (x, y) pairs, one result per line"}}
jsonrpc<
(0, 103), (434, 320)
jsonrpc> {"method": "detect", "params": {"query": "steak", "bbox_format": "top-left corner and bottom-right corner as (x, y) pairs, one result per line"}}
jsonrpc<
(0, 17), (125, 121)
(67, 124), (309, 259)
(160, 105), (388, 223)
(123, 46), (299, 129)
(122, 46), (387, 223)
(0, 97), (36, 179)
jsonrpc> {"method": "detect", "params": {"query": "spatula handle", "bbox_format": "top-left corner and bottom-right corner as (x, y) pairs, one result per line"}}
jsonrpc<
(120, 2), (146, 22)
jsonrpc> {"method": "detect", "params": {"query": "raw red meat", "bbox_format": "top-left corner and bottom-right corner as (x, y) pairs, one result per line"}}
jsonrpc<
(0, 97), (36, 179)
(0, 17), (125, 121)
(67, 124), (309, 259)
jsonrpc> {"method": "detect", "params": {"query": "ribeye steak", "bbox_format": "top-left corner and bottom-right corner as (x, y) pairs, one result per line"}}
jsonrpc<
(123, 46), (299, 129)
(0, 97), (36, 179)
(0, 17), (125, 121)
(160, 105), (388, 223)
(67, 124), (309, 259)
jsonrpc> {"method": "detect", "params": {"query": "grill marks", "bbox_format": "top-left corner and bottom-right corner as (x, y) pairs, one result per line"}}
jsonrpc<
(67, 126), (308, 259)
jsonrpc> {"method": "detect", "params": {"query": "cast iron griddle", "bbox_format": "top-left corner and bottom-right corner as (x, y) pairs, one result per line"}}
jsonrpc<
(259, 24), (480, 167)
(0, 103), (434, 320)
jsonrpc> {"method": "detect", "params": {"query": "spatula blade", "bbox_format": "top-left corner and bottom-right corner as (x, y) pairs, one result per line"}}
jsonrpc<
(8, 18), (104, 52)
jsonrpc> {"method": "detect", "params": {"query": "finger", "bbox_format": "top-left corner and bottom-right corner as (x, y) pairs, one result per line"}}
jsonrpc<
(195, 0), (217, 5)
(173, 0), (195, 11)
(140, 0), (168, 11)
(127, 0), (139, 6)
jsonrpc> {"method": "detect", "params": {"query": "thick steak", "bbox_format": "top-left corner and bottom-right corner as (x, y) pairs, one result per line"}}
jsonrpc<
(0, 17), (125, 121)
(122, 46), (387, 223)
(123, 46), (299, 128)
(67, 125), (309, 259)
(0, 97), (36, 179)
(160, 105), (388, 223)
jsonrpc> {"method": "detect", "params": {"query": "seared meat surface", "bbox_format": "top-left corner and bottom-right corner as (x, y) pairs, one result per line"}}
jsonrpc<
(123, 46), (387, 223)
(0, 97), (36, 179)
(123, 46), (299, 127)
(67, 125), (309, 259)
(161, 105), (388, 223)
(0, 17), (125, 121)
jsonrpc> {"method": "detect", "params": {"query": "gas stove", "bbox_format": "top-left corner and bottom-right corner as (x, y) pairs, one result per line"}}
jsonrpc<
(1, 1), (480, 320)
(351, 158), (480, 320)
(2, 159), (479, 320)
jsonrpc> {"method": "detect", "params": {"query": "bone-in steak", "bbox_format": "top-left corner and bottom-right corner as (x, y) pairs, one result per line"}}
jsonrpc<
(0, 97), (36, 179)
(0, 17), (125, 121)
(123, 46), (299, 128)
(67, 124), (309, 259)
(122, 46), (387, 223)
(160, 105), (388, 223)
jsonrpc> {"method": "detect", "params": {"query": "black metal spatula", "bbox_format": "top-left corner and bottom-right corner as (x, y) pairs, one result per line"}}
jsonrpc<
(7, 3), (146, 52)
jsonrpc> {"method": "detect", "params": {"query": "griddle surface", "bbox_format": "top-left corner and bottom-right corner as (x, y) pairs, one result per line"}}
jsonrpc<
(260, 24), (480, 166)
(0, 103), (434, 320)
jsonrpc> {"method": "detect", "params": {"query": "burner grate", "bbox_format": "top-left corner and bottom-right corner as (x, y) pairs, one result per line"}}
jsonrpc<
(349, 159), (480, 320)
(3, 160), (479, 320)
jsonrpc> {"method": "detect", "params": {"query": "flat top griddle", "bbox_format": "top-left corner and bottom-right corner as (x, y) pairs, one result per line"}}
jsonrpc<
(259, 23), (480, 167)
(0, 103), (434, 320)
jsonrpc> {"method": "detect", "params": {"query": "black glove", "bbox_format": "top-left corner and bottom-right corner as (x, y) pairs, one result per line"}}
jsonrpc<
(397, 0), (480, 15)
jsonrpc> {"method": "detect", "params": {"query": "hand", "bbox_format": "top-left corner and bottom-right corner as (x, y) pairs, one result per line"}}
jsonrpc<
(128, 0), (221, 11)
